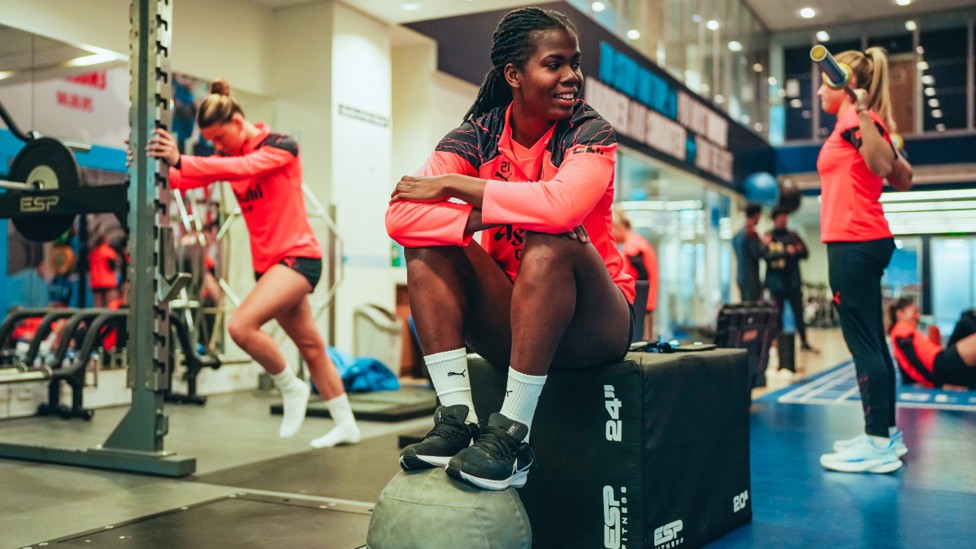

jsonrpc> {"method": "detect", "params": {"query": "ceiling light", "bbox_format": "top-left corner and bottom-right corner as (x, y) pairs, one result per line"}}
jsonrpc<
(932, 109), (943, 118)
(790, 99), (803, 108)
(915, 45), (925, 54)
(917, 61), (929, 70)
(715, 94), (725, 104)
(924, 87), (936, 97)
(896, 0), (912, 5)
(400, 2), (422, 10)
(816, 30), (830, 42)
(881, 189), (976, 202)
(768, 76), (778, 86)
(883, 200), (976, 213)
(627, 29), (641, 40)
(753, 63), (764, 72)
(67, 53), (118, 67)
(706, 20), (720, 30)
(692, 14), (702, 23)
(753, 122), (764, 132)
(928, 98), (940, 108)
(935, 123), (945, 131)
(921, 74), (935, 85)
(799, 7), (816, 19)
(905, 20), (917, 31)
(591, 1), (607, 12)
(0, 70), (13, 81)
(728, 40), (743, 52)
(620, 200), (703, 211)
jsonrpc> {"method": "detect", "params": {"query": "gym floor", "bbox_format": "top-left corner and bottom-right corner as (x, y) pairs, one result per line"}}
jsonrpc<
(2, 328), (974, 548)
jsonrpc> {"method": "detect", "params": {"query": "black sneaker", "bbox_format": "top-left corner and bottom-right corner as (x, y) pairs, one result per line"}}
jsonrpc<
(399, 405), (478, 471)
(446, 413), (534, 490)
(801, 343), (820, 354)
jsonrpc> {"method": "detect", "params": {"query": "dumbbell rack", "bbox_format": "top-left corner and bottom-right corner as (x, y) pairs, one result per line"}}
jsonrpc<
(0, 0), (195, 477)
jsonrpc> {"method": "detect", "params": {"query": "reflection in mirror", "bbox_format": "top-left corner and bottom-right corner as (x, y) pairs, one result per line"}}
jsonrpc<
(0, 24), (128, 149)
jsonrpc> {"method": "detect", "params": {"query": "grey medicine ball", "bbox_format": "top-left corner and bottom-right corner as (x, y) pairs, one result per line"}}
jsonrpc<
(367, 468), (532, 549)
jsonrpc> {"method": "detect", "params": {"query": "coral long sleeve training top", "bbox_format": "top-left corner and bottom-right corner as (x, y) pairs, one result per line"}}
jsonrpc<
(621, 232), (657, 311)
(386, 101), (635, 304)
(890, 321), (942, 388)
(168, 123), (321, 273)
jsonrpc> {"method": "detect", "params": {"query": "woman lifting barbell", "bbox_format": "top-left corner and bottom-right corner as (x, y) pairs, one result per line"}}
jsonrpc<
(813, 46), (913, 473)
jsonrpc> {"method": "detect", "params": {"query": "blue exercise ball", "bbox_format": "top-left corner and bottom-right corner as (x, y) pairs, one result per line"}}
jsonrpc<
(744, 172), (779, 208)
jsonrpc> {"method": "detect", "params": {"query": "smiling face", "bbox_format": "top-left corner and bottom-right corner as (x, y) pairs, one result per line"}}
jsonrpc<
(507, 28), (582, 124)
(200, 113), (247, 155)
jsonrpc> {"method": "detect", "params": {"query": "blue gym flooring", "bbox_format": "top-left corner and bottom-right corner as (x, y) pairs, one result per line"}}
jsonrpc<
(778, 360), (976, 411)
(708, 368), (976, 548)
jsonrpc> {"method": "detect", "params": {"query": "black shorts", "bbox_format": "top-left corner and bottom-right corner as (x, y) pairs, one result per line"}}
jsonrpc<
(255, 256), (322, 290)
(934, 345), (971, 387)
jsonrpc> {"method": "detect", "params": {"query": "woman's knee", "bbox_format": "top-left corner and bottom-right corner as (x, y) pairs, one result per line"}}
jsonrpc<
(227, 316), (256, 348)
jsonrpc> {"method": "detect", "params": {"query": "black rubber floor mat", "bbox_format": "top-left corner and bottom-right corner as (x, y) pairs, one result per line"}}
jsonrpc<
(194, 434), (402, 502)
(33, 493), (370, 548)
(270, 388), (436, 422)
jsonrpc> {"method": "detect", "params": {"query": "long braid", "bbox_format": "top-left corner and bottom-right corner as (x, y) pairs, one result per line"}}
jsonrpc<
(463, 7), (578, 122)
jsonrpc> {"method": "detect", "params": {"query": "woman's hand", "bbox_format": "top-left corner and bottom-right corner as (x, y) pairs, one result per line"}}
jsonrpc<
(146, 128), (181, 166)
(563, 224), (590, 244)
(390, 175), (450, 203)
(853, 88), (870, 113)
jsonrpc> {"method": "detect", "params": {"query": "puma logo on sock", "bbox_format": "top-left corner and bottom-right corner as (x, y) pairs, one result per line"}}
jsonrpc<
(447, 371), (466, 377)
(506, 389), (513, 396)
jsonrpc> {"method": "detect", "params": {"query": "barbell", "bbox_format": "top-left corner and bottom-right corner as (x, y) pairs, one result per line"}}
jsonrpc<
(810, 44), (905, 152)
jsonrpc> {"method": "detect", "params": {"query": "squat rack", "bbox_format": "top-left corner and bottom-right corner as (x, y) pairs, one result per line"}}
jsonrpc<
(0, 0), (195, 476)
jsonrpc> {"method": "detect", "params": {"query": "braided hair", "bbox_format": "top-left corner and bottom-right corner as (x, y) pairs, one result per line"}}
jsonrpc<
(463, 7), (578, 122)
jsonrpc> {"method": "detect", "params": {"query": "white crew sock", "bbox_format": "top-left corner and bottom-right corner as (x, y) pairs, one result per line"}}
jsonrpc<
(310, 393), (361, 448)
(426, 348), (478, 424)
(272, 367), (310, 438)
(889, 427), (899, 437)
(499, 367), (547, 442)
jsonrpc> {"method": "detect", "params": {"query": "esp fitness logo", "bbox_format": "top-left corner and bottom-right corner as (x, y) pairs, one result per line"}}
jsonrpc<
(653, 520), (684, 548)
(602, 485), (629, 548)
(604, 385), (622, 442)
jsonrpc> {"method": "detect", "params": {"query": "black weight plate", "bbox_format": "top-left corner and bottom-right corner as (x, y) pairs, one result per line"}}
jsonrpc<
(9, 137), (81, 242)
(778, 179), (802, 214)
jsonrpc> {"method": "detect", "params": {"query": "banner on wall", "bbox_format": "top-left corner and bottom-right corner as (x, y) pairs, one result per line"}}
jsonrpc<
(406, 1), (774, 191)
(0, 67), (129, 149)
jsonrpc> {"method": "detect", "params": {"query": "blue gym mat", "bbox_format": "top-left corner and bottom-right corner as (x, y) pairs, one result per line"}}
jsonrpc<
(768, 360), (976, 412)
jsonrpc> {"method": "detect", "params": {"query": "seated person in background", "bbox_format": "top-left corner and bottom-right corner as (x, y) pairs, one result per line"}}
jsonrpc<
(889, 297), (976, 389)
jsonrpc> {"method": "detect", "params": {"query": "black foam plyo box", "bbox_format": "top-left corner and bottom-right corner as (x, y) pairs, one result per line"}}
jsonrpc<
(469, 349), (751, 549)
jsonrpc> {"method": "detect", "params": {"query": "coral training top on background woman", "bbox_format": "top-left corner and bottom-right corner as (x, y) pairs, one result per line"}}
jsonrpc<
(815, 47), (913, 474)
(888, 298), (976, 390)
(145, 79), (359, 449)
(386, 7), (633, 491)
